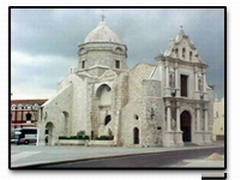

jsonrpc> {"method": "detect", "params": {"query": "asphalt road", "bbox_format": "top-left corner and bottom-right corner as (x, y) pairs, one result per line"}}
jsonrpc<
(30, 147), (224, 169)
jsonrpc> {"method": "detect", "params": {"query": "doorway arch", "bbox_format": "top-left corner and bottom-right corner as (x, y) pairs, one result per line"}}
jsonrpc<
(45, 122), (54, 146)
(180, 111), (191, 142)
(133, 127), (140, 144)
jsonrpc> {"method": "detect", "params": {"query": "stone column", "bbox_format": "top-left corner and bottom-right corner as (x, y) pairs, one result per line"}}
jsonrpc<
(165, 66), (169, 88)
(166, 101), (172, 131)
(203, 104), (211, 144)
(196, 105), (201, 131)
(174, 64), (180, 97)
(193, 104), (204, 145)
(204, 107), (208, 132)
(176, 102), (181, 131)
(163, 100), (175, 147)
(203, 72), (207, 92)
(194, 66), (198, 91)
(174, 102), (183, 146)
(174, 68), (177, 88)
(195, 72), (198, 91)
(194, 67), (201, 99)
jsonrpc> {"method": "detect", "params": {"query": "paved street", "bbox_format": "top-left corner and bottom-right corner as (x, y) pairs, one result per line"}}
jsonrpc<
(11, 142), (224, 168)
(33, 147), (224, 168)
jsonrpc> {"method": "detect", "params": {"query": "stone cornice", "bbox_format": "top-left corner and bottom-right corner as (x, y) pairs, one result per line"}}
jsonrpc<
(163, 96), (211, 104)
(78, 41), (127, 48)
(78, 45), (127, 57)
(155, 56), (208, 69)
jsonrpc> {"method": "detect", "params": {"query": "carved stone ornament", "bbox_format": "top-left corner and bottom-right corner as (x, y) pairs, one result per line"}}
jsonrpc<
(44, 112), (48, 120)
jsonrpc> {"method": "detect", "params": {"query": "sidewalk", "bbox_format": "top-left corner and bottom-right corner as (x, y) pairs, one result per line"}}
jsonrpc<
(10, 143), (224, 168)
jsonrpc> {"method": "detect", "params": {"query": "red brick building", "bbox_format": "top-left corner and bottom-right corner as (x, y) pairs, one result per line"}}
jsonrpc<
(11, 99), (47, 129)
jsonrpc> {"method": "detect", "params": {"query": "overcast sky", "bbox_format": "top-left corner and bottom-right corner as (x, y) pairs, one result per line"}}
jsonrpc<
(11, 8), (225, 100)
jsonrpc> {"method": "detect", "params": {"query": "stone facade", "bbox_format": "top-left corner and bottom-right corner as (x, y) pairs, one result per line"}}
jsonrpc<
(37, 21), (214, 147)
(212, 98), (224, 141)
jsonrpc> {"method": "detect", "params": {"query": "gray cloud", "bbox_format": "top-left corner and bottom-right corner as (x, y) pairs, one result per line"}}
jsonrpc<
(11, 8), (225, 99)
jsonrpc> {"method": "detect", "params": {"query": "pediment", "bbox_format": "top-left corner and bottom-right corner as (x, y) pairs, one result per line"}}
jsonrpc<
(77, 71), (97, 78)
(99, 69), (117, 80)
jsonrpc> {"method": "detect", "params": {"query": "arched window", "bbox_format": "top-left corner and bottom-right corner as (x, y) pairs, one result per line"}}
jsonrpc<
(104, 115), (111, 125)
(115, 60), (120, 69)
(182, 48), (186, 58)
(181, 75), (188, 97)
(26, 113), (32, 120)
(79, 47), (86, 55)
(134, 114), (139, 120)
(45, 122), (54, 146)
(189, 51), (193, 61)
(18, 104), (23, 110)
(62, 111), (69, 121)
(175, 48), (179, 58)
(82, 60), (85, 69)
(12, 104), (16, 110)
(115, 47), (123, 53)
(62, 111), (69, 134)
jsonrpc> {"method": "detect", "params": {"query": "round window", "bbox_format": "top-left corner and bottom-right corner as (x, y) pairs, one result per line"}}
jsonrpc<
(134, 114), (139, 120)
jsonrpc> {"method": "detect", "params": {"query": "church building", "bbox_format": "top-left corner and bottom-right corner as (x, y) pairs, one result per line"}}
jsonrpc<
(37, 20), (214, 147)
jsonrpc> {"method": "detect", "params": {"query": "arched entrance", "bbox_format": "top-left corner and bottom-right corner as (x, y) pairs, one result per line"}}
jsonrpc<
(45, 122), (54, 146)
(133, 127), (139, 144)
(96, 84), (111, 106)
(95, 84), (112, 132)
(180, 111), (191, 142)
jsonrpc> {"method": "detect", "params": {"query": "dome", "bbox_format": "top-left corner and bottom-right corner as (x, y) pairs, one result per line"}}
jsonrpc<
(84, 21), (122, 43)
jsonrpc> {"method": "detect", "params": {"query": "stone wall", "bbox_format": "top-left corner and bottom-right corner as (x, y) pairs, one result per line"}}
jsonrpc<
(141, 79), (163, 147)
(70, 74), (89, 136)
(120, 63), (163, 147)
(77, 42), (128, 72)
(37, 83), (73, 145)
(113, 72), (129, 145)
(128, 63), (156, 101)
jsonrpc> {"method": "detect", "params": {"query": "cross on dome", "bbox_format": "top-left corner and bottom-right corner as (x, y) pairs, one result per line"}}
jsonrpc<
(84, 16), (122, 43)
